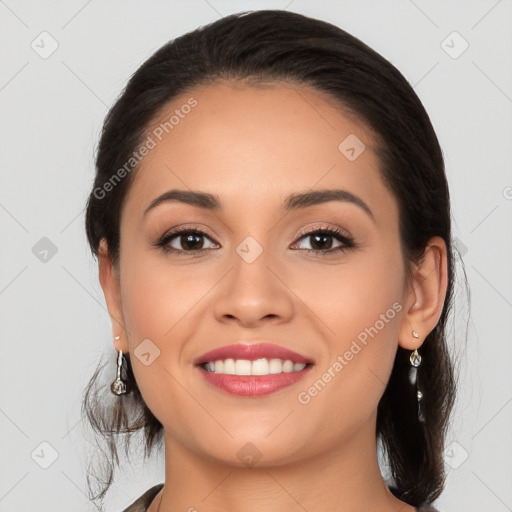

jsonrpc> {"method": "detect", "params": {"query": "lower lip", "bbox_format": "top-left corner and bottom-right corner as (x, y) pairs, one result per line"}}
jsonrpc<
(197, 365), (313, 396)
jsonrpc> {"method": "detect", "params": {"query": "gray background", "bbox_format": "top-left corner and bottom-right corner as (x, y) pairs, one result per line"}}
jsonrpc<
(1, 0), (511, 511)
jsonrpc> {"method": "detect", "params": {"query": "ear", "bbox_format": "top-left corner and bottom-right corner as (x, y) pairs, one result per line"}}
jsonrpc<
(98, 239), (129, 353)
(398, 236), (448, 350)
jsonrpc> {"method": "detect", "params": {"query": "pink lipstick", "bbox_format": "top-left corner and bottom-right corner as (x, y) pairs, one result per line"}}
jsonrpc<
(194, 342), (314, 397)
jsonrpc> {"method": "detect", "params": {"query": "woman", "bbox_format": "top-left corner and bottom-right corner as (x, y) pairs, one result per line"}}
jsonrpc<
(83, 9), (457, 512)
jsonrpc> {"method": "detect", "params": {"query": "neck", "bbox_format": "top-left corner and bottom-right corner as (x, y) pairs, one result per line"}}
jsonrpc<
(152, 416), (414, 512)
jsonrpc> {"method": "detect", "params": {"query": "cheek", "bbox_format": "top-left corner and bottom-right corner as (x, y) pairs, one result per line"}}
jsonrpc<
(290, 247), (405, 346)
(119, 243), (209, 339)
(117, 245), (220, 425)
(289, 249), (404, 420)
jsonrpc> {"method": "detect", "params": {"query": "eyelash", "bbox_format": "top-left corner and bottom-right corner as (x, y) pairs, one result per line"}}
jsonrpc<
(154, 225), (356, 257)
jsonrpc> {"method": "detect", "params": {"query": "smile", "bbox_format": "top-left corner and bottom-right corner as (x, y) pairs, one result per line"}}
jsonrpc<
(194, 342), (315, 396)
(202, 358), (308, 375)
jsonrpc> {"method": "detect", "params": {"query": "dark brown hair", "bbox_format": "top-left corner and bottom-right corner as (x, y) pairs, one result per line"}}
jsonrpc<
(83, 9), (459, 508)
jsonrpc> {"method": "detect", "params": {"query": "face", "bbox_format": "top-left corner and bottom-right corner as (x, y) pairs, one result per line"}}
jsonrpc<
(108, 81), (414, 466)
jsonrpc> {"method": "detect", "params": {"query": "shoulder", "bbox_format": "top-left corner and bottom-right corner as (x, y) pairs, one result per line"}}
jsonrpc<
(120, 484), (164, 512)
(120, 484), (440, 512)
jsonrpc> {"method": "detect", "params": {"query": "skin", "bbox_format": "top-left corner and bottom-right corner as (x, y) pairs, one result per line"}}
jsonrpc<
(98, 81), (448, 512)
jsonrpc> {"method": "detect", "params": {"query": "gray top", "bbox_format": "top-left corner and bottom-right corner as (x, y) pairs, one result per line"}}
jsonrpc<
(121, 484), (440, 512)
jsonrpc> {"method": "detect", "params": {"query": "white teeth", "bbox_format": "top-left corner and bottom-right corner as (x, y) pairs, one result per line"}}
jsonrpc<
(202, 358), (308, 375)
(283, 360), (294, 373)
(235, 359), (252, 375)
(269, 358), (283, 374)
(251, 358), (269, 375)
(224, 358), (236, 375)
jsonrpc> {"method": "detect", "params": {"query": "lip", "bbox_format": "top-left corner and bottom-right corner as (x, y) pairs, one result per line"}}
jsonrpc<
(197, 365), (314, 396)
(193, 342), (315, 397)
(193, 342), (314, 365)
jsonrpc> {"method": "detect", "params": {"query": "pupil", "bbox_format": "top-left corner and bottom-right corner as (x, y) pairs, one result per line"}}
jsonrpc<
(312, 234), (332, 250)
(182, 233), (202, 250)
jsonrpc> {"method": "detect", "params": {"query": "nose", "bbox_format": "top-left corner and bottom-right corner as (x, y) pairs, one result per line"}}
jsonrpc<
(213, 247), (295, 328)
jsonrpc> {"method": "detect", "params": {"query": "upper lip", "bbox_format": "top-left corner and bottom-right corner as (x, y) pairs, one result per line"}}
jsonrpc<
(194, 342), (314, 365)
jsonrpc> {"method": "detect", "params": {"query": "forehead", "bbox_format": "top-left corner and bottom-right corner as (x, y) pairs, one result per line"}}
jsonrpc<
(122, 81), (393, 222)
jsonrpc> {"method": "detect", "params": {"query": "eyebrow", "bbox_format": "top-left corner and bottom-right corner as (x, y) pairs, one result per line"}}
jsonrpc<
(143, 188), (375, 222)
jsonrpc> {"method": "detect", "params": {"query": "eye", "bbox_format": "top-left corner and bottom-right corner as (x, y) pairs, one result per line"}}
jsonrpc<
(292, 226), (355, 255)
(156, 228), (219, 255)
(154, 225), (356, 257)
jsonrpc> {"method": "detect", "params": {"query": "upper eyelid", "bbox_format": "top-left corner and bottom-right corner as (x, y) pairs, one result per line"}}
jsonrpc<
(162, 225), (217, 241)
(295, 225), (351, 239)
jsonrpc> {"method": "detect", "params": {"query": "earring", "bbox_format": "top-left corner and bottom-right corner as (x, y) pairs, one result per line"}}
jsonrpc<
(111, 336), (128, 395)
(408, 330), (425, 423)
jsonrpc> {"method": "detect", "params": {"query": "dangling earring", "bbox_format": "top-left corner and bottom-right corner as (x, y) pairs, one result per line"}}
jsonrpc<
(408, 330), (425, 423)
(111, 336), (128, 396)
